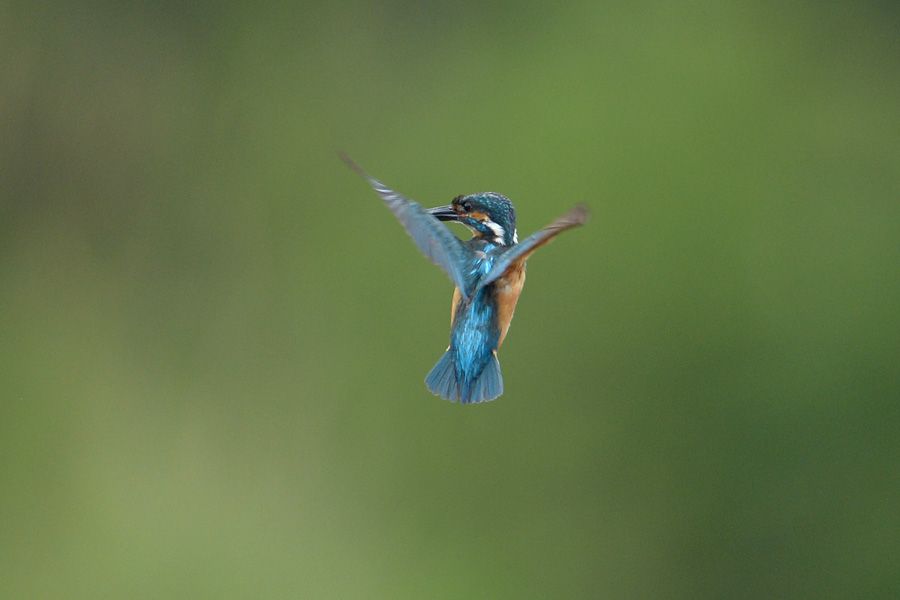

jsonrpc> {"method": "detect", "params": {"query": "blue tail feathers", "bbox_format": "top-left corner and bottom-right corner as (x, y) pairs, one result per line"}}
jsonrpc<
(425, 350), (504, 404)
(425, 350), (460, 401)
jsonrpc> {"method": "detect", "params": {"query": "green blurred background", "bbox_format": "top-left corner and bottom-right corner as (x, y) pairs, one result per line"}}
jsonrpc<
(3, 1), (899, 598)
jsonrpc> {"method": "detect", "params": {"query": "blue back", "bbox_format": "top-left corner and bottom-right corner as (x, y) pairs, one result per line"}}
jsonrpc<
(448, 240), (503, 397)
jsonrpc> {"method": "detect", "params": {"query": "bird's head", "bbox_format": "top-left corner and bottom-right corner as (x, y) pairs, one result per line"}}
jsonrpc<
(429, 192), (518, 246)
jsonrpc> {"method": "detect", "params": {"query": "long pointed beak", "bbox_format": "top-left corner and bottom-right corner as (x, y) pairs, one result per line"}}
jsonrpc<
(428, 205), (459, 221)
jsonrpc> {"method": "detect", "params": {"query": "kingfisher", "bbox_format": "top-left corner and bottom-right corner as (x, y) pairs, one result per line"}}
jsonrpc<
(343, 154), (589, 404)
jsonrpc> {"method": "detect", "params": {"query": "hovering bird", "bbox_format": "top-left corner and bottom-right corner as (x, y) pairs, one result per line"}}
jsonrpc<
(343, 154), (589, 403)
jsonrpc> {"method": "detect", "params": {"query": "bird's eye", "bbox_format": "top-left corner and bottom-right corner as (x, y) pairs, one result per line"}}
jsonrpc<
(462, 201), (472, 212)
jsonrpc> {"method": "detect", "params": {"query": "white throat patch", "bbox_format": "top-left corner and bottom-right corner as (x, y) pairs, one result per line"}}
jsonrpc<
(484, 220), (507, 245)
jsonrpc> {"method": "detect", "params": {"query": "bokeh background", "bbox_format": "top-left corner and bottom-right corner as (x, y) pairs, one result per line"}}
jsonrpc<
(3, 1), (899, 598)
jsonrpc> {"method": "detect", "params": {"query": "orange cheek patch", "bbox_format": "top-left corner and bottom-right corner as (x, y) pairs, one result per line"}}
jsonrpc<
(468, 211), (488, 222)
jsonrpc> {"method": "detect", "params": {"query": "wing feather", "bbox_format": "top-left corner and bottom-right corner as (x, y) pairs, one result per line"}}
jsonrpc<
(475, 204), (590, 294)
(342, 154), (473, 302)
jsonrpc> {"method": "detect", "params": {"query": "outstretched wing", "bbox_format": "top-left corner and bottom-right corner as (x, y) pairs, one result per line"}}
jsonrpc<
(475, 204), (590, 294)
(342, 154), (473, 302)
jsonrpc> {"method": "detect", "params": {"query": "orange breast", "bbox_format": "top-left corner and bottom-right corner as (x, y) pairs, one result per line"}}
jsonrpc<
(493, 263), (526, 347)
(451, 286), (463, 325)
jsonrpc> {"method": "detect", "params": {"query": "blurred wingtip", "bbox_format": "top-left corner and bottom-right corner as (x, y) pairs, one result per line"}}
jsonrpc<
(558, 204), (590, 228)
(571, 203), (591, 223)
(338, 151), (364, 174)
